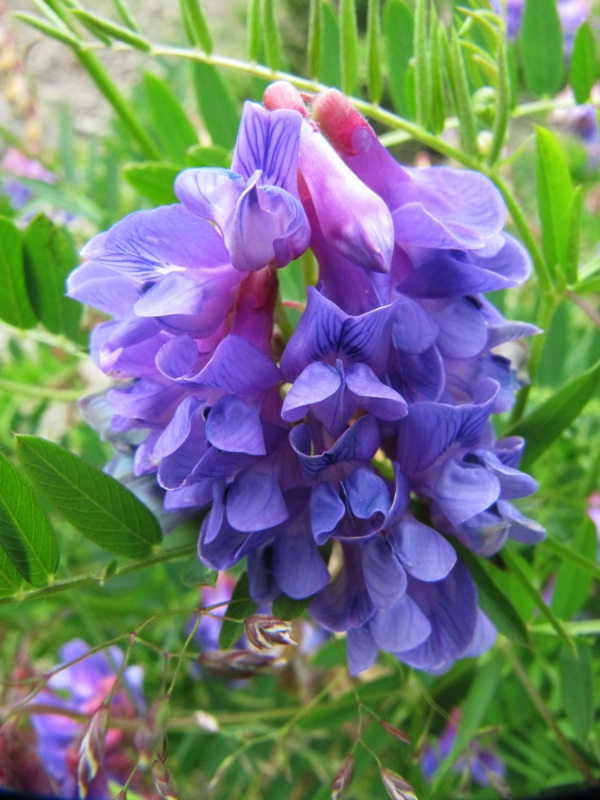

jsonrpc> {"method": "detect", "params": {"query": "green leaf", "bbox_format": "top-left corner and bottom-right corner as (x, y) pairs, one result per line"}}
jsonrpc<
(501, 548), (575, 654)
(14, 177), (104, 226)
(488, 37), (511, 165)
(559, 640), (594, 743)
(181, 555), (218, 588)
(429, 7), (445, 135)
(0, 452), (59, 586)
(70, 9), (150, 50)
(307, 0), (323, 80)
(22, 214), (83, 342)
(320, 1), (341, 87)
(112, 0), (140, 31)
(551, 519), (598, 620)
(566, 184), (583, 286)
(413, 0), (431, 129)
(535, 126), (573, 278)
(192, 62), (240, 150)
(218, 571), (258, 650)
(456, 544), (529, 647)
(448, 30), (478, 155)
(384, 0), (414, 118)
(0, 545), (24, 598)
(519, 0), (564, 97)
(16, 435), (161, 559)
(186, 144), (230, 168)
(272, 593), (313, 621)
(570, 22), (597, 104)
(262, 0), (283, 72)
(180, 0), (213, 54)
(0, 217), (36, 329)
(13, 12), (80, 47)
(509, 358), (600, 469)
(339, 0), (358, 95)
(123, 162), (179, 205)
(247, 0), (261, 61)
(144, 72), (199, 164)
(366, 0), (382, 105)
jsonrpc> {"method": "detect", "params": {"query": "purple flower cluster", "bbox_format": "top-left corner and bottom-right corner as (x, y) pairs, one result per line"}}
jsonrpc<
(69, 82), (544, 676)
(27, 639), (147, 799)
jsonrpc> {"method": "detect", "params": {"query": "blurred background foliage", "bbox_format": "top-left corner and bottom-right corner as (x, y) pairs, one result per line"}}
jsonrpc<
(1, 1), (600, 798)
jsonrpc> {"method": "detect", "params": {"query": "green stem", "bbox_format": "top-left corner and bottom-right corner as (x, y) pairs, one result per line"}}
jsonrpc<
(0, 543), (197, 606)
(0, 321), (86, 357)
(0, 377), (82, 402)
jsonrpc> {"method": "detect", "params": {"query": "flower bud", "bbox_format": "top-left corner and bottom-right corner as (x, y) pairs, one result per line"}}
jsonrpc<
(380, 767), (417, 800)
(331, 753), (354, 799)
(244, 614), (298, 650)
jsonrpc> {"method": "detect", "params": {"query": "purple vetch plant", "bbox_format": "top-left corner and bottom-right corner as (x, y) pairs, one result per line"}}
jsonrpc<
(69, 82), (544, 677)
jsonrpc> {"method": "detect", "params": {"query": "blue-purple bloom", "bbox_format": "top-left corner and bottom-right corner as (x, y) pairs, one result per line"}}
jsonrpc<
(70, 82), (544, 677)
(27, 639), (147, 799)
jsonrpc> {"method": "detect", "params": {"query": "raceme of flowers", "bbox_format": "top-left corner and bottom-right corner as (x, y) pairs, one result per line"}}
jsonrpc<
(68, 81), (545, 677)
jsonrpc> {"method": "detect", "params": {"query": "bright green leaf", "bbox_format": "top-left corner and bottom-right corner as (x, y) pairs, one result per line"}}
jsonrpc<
(192, 62), (240, 150)
(262, 0), (283, 72)
(247, 0), (261, 61)
(0, 452), (59, 586)
(272, 593), (313, 621)
(455, 544), (529, 647)
(112, 0), (140, 31)
(535, 126), (574, 277)
(218, 571), (258, 650)
(180, 0), (213, 54)
(0, 217), (36, 329)
(339, 0), (358, 95)
(519, 0), (564, 97)
(0, 546), (24, 598)
(307, 0), (323, 80)
(320, 1), (341, 87)
(16, 435), (161, 559)
(559, 640), (594, 743)
(570, 22), (597, 104)
(71, 9), (150, 50)
(23, 214), (83, 343)
(566, 184), (583, 286)
(366, 0), (382, 105)
(123, 162), (179, 205)
(384, 0), (414, 118)
(551, 519), (598, 620)
(413, 0), (431, 129)
(13, 13), (80, 47)
(144, 72), (199, 164)
(181, 555), (218, 588)
(509, 357), (600, 469)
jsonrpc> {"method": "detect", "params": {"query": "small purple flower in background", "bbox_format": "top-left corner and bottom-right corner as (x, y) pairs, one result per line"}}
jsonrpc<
(421, 708), (508, 794)
(26, 639), (149, 800)
(1, 147), (54, 210)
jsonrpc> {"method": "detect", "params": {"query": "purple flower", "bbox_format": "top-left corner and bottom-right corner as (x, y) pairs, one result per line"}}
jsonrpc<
(27, 640), (146, 800)
(422, 708), (507, 791)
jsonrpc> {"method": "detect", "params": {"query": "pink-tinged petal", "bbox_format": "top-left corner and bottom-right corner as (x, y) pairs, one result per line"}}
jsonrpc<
(346, 363), (408, 421)
(174, 168), (244, 237)
(282, 362), (341, 421)
(391, 516), (457, 581)
(227, 469), (288, 532)
(205, 395), (266, 455)
(232, 102), (303, 195)
(369, 594), (431, 652)
(298, 120), (394, 274)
